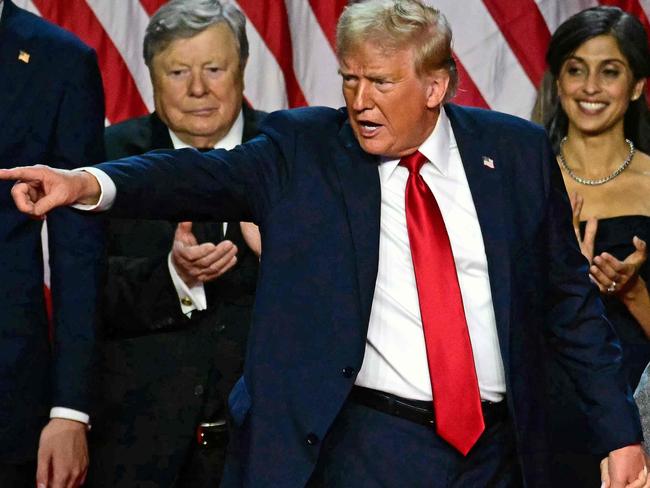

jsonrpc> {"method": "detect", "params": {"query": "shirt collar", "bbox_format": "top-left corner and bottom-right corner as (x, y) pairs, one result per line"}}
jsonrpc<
(0, 1), (4, 20)
(379, 105), (453, 180)
(168, 109), (244, 150)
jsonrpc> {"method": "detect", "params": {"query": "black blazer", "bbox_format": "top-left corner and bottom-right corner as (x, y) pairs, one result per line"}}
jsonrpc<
(0, 0), (105, 463)
(96, 105), (642, 488)
(87, 107), (264, 487)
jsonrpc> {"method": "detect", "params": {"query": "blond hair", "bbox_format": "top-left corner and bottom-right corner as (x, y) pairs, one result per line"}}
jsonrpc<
(336, 0), (457, 102)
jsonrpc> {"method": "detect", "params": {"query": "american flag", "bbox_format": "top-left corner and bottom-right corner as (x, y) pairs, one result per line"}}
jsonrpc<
(13, 0), (650, 125)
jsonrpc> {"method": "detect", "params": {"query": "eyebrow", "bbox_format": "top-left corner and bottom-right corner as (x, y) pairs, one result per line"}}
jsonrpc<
(566, 55), (627, 65)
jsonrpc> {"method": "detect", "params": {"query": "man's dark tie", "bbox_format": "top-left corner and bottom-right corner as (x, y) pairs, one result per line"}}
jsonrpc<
(399, 150), (484, 456)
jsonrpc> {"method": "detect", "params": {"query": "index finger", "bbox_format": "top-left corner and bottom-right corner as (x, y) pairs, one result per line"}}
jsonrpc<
(0, 166), (43, 181)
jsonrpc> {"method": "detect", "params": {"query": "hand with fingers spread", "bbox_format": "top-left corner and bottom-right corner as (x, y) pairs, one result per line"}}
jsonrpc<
(36, 419), (89, 488)
(0, 165), (101, 217)
(171, 221), (238, 286)
(570, 191), (598, 262)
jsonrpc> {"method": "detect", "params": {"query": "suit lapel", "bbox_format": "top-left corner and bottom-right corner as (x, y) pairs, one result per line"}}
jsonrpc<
(0, 1), (39, 145)
(445, 104), (513, 366)
(334, 117), (381, 326)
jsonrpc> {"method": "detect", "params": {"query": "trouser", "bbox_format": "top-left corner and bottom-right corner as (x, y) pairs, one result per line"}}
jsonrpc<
(308, 398), (523, 488)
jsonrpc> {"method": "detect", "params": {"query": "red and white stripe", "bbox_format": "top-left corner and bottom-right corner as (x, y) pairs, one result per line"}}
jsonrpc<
(14, 0), (650, 123)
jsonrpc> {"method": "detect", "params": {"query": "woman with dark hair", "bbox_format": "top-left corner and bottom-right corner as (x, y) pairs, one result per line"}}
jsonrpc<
(540, 7), (650, 486)
(545, 5), (650, 387)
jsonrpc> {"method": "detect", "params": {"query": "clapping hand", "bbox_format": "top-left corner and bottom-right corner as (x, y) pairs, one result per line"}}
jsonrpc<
(171, 222), (238, 286)
(570, 192), (647, 296)
(570, 191), (598, 262)
(590, 236), (647, 297)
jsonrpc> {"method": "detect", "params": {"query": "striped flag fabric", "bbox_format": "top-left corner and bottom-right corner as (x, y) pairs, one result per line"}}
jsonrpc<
(13, 0), (650, 125)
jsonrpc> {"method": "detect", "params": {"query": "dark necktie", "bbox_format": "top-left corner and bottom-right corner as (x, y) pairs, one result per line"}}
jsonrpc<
(399, 150), (484, 455)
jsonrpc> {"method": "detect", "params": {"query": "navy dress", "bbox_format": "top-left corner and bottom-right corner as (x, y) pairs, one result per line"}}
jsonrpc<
(586, 215), (650, 387)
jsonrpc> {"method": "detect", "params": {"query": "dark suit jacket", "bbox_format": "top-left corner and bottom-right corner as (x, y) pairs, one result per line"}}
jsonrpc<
(0, 0), (105, 464)
(96, 105), (642, 488)
(87, 107), (264, 487)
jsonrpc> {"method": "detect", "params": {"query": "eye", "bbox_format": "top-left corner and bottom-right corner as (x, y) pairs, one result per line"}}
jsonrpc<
(168, 69), (188, 79)
(602, 67), (621, 78)
(566, 66), (583, 76)
(341, 74), (358, 86)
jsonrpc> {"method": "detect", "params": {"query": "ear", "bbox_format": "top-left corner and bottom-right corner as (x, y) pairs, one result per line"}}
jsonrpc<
(424, 69), (450, 109)
(555, 78), (563, 96)
(631, 78), (646, 101)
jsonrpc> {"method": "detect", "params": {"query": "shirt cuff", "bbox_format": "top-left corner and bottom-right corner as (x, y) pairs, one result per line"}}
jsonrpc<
(50, 407), (89, 425)
(167, 252), (207, 315)
(71, 167), (116, 211)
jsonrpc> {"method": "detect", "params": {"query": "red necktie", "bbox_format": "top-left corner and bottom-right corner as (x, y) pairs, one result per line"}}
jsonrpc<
(400, 150), (484, 455)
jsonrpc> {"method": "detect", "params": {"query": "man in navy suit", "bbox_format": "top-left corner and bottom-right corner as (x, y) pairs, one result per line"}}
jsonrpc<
(0, 1), (105, 487)
(1, 0), (648, 486)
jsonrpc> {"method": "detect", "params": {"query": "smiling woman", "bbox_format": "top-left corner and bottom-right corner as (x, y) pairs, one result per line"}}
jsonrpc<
(540, 6), (650, 486)
(544, 6), (650, 384)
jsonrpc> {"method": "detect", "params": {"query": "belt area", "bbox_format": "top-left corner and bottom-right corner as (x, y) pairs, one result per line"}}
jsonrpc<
(348, 386), (507, 428)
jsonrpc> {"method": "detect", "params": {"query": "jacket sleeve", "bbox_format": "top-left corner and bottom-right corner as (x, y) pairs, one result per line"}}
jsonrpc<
(541, 132), (643, 454)
(46, 46), (106, 414)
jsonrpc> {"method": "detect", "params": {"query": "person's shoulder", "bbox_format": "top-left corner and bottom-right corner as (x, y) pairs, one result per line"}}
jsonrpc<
(260, 106), (346, 134)
(105, 114), (161, 159)
(631, 150), (650, 174)
(446, 104), (547, 140)
(11, 7), (93, 58)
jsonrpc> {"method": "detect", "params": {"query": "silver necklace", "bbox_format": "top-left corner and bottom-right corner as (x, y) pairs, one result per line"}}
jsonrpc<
(558, 136), (635, 186)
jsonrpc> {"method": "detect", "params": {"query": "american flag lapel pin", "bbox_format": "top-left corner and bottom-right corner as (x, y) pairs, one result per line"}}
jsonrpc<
(482, 156), (495, 169)
(18, 50), (30, 63)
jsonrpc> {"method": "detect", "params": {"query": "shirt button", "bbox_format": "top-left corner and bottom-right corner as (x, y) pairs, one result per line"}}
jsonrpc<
(341, 367), (355, 378)
(181, 297), (193, 307)
(194, 385), (204, 396)
(305, 433), (319, 446)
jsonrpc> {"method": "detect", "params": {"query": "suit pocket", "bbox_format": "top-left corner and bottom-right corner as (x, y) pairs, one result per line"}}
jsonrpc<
(228, 376), (252, 427)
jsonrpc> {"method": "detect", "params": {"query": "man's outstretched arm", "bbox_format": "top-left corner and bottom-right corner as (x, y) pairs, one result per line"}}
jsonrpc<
(0, 166), (101, 216)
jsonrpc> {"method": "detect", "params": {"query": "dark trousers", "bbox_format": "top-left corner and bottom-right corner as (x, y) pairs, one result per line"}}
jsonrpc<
(0, 460), (36, 488)
(308, 400), (523, 488)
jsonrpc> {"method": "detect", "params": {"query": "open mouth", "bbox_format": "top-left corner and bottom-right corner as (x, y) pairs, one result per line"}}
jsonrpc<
(577, 101), (607, 113)
(358, 121), (382, 135)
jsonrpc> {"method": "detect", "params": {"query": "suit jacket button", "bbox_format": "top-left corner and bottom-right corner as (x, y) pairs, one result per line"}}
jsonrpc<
(341, 367), (355, 378)
(194, 385), (204, 396)
(305, 433), (319, 446)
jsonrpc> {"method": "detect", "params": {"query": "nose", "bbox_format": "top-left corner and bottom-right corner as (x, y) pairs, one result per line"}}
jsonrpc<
(188, 70), (208, 97)
(582, 71), (601, 95)
(351, 81), (373, 112)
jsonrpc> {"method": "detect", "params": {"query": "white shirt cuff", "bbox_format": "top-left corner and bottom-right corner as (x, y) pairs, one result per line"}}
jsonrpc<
(71, 167), (116, 211)
(50, 407), (90, 425)
(167, 252), (207, 315)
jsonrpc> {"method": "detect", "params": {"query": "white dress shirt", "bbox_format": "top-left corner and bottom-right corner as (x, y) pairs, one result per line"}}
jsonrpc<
(355, 107), (506, 402)
(0, 2), (4, 19)
(83, 107), (505, 402)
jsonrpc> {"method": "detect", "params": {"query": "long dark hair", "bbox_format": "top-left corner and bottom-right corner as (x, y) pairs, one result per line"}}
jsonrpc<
(544, 6), (650, 153)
